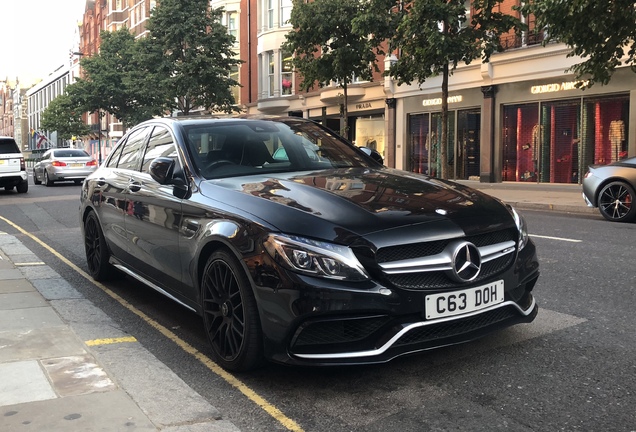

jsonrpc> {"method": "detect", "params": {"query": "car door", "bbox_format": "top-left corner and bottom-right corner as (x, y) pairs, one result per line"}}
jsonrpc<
(96, 127), (150, 261)
(123, 125), (187, 302)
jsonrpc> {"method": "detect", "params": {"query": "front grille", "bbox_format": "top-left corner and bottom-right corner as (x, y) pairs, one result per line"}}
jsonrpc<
(376, 229), (516, 264)
(394, 307), (518, 346)
(292, 316), (391, 347)
(387, 254), (514, 289)
(370, 228), (517, 290)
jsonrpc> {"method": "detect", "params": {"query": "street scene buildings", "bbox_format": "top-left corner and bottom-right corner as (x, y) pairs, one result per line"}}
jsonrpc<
(1, 0), (634, 184)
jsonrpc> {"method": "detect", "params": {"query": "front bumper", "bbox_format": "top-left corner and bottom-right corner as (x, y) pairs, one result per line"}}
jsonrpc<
(252, 239), (540, 366)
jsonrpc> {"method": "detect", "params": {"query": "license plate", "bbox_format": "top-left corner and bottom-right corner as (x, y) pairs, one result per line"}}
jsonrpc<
(425, 280), (504, 320)
(70, 163), (84, 168)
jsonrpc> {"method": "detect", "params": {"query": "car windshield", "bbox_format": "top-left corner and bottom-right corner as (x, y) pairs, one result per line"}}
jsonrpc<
(54, 150), (90, 158)
(183, 119), (378, 179)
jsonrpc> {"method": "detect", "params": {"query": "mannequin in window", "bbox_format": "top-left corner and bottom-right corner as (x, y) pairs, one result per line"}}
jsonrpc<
(609, 120), (625, 162)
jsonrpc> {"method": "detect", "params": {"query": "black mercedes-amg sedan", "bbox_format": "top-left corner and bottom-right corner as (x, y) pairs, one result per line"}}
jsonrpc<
(79, 116), (540, 371)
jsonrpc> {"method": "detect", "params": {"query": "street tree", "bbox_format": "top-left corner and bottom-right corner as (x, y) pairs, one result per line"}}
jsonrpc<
(366, 0), (521, 179)
(282, 0), (383, 137)
(40, 93), (91, 141)
(520, 0), (636, 88)
(70, 28), (163, 129)
(142, 0), (242, 115)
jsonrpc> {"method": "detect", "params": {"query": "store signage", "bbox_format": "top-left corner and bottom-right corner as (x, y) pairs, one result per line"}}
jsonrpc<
(530, 80), (589, 94)
(354, 102), (373, 110)
(422, 95), (463, 106)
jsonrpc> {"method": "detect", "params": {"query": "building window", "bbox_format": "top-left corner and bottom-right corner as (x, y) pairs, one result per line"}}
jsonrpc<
(267, 0), (274, 28)
(268, 51), (275, 97)
(227, 11), (238, 38)
(281, 51), (293, 96)
(281, 0), (292, 26)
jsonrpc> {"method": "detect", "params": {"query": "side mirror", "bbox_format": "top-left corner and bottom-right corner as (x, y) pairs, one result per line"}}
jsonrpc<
(149, 157), (175, 184)
(149, 157), (191, 199)
(358, 146), (384, 165)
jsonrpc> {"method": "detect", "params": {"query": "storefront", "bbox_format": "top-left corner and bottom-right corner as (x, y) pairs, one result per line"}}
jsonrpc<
(496, 71), (636, 184)
(309, 99), (387, 161)
(402, 88), (484, 180)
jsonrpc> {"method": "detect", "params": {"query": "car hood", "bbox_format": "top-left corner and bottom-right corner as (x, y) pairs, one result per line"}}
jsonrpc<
(198, 168), (515, 244)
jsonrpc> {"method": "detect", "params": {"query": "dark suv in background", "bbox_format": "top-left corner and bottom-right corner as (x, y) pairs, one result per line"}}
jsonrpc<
(0, 136), (28, 193)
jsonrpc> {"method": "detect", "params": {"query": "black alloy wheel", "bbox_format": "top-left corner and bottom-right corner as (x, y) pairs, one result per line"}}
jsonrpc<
(201, 250), (263, 372)
(598, 181), (636, 222)
(84, 212), (117, 280)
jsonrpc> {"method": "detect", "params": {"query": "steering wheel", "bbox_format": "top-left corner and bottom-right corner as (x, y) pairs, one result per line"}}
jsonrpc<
(206, 159), (236, 170)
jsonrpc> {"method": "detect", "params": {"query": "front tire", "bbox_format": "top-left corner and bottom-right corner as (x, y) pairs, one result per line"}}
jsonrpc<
(84, 212), (117, 280)
(598, 181), (636, 222)
(201, 250), (264, 372)
(33, 170), (42, 185)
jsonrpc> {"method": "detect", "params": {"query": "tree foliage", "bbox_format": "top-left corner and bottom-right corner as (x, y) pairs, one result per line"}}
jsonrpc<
(143, 0), (242, 115)
(520, 0), (636, 88)
(71, 28), (163, 128)
(363, 0), (521, 179)
(40, 93), (91, 140)
(283, 0), (384, 136)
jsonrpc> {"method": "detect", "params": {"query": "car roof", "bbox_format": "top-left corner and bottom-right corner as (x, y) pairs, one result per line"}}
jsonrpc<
(135, 114), (309, 129)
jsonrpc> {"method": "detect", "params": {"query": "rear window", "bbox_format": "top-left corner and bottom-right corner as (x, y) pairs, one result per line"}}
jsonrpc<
(0, 138), (20, 154)
(53, 149), (90, 158)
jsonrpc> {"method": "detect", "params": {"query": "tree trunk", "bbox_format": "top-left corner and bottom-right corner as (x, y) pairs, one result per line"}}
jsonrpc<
(440, 62), (449, 179)
(341, 83), (349, 138)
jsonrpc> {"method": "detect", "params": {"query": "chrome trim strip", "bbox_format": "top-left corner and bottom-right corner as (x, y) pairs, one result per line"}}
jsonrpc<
(112, 264), (197, 312)
(294, 297), (536, 360)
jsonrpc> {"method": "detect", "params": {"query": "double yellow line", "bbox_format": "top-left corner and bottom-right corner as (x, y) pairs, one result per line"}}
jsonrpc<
(0, 215), (303, 432)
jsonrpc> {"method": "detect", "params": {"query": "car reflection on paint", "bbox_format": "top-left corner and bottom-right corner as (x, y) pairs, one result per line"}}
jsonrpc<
(582, 156), (636, 222)
(79, 115), (540, 372)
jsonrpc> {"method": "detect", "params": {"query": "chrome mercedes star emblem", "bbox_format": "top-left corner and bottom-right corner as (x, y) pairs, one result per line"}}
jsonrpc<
(451, 242), (482, 282)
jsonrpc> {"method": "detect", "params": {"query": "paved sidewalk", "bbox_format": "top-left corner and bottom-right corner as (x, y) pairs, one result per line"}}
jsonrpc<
(456, 180), (596, 216)
(0, 232), (240, 432)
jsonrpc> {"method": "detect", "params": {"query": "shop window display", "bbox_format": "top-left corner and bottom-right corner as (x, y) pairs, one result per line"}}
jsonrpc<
(503, 95), (629, 183)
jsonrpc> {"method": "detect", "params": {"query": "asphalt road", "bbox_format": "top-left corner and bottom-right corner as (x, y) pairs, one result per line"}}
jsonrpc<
(1, 179), (635, 431)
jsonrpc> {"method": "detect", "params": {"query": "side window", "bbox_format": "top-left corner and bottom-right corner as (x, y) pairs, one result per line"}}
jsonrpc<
(141, 126), (179, 174)
(105, 140), (125, 168)
(117, 127), (149, 170)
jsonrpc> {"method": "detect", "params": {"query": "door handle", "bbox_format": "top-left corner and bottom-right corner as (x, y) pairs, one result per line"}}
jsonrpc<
(128, 180), (142, 192)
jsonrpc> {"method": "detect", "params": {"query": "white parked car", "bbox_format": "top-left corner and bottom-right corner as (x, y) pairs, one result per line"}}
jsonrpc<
(0, 136), (28, 193)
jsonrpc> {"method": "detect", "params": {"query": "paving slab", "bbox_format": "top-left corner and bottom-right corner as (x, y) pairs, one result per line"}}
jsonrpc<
(0, 307), (65, 331)
(0, 391), (157, 431)
(0, 278), (35, 294)
(0, 326), (87, 363)
(31, 278), (84, 300)
(0, 292), (48, 310)
(42, 354), (117, 397)
(0, 360), (57, 406)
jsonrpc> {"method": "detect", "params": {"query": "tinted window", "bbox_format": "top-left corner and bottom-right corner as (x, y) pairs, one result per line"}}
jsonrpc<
(117, 127), (148, 170)
(141, 126), (179, 173)
(0, 138), (20, 154)
(54, 149), (90, 158)
(105, 140), (124, 168)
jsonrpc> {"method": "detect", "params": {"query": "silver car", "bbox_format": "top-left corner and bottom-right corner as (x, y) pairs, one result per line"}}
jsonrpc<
(33, 149), (98, 186)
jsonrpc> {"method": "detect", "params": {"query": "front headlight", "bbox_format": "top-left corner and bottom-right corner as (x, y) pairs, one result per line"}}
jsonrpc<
(508, 205), (529, 250)
(264, 234), (369, 281)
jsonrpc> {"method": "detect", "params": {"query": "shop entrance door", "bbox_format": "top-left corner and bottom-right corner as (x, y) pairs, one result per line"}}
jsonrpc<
(457, 109), (481, 180)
